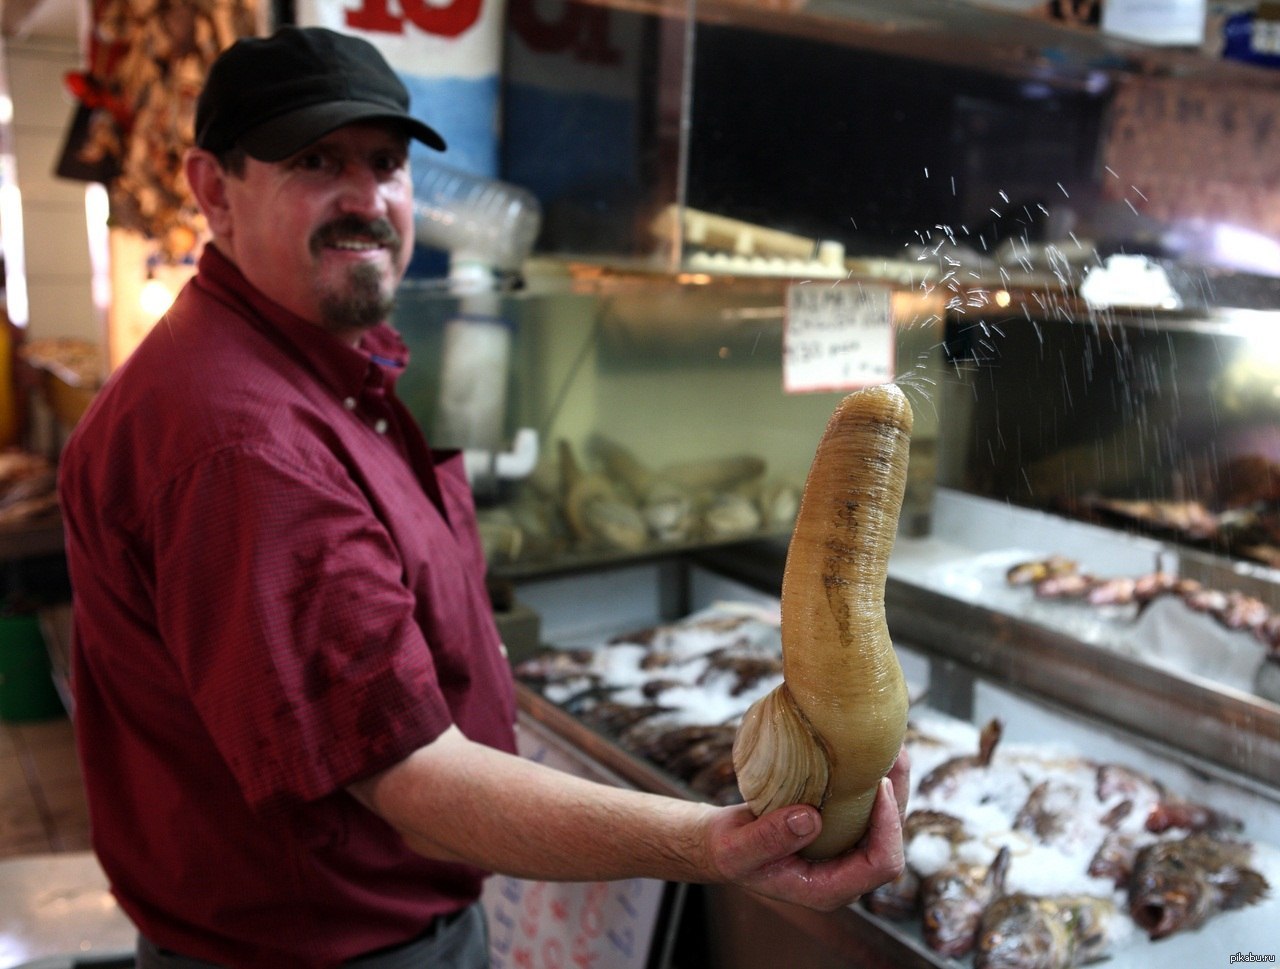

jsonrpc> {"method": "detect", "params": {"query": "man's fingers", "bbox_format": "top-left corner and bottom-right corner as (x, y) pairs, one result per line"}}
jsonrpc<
(864, 777), (906, 875)
(887, 746), (911, 825)
(711, 802), (823, 879)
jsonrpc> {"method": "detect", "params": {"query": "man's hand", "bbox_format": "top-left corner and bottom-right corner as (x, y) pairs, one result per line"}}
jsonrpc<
(352, 726), (909, 905)
(704, 745), (910, 911)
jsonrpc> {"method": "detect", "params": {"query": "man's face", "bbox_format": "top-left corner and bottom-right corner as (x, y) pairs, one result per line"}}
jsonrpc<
(219, 123), (415, 341)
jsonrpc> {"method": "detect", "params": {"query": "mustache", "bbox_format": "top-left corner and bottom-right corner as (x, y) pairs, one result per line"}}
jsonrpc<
(311, 216), (402, 254)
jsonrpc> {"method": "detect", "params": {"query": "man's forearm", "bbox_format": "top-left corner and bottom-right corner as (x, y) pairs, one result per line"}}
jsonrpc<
(349, 725), (720, 883)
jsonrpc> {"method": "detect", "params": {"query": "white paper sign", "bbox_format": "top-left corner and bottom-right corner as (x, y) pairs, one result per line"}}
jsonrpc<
(483, 721), (669, 969)
(784, 281), (895, 393)
(1101, 0), (1206, 45)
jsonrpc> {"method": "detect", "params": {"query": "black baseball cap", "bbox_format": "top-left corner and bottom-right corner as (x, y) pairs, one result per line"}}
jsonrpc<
(195, 26), (446, 161)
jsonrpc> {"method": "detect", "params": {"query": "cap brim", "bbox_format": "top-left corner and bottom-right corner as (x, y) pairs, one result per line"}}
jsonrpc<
(238, 100), (446, 161)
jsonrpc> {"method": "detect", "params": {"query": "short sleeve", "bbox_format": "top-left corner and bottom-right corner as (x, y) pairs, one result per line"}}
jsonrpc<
(151, 443), (452, 810)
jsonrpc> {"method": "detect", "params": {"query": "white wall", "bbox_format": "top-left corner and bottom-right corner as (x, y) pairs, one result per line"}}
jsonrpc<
(3, 34), (99, 344)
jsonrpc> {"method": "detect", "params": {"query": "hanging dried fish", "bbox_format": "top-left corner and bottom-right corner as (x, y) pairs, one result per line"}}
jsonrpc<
(67, 0), (257, 258)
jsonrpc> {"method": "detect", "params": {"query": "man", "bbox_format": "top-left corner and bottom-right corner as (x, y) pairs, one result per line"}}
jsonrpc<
(59, 25), (908, 969)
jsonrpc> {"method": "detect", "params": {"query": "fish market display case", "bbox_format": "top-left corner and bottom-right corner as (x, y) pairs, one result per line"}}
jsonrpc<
(390, 1), (1280, 965)
(390, 259), (1280, 969)
(508, 545), (1280, 969)
(386, 167), (1280, 969)
(387, 272), (1280, 967)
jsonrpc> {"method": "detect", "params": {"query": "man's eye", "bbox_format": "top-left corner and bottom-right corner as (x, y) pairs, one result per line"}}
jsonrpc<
(294, 152), (333, 172)
(375, 153), (407, 174)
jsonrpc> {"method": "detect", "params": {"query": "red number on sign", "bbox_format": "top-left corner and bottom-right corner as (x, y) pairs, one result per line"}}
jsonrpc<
(346, 0), (483, 38)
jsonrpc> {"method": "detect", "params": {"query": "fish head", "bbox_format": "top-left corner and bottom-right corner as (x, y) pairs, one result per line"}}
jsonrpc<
(972, 901), (1054, 962)
(864, 868), (921, 921)
(923, 900), (984, 957)
(975, 902), (1060, 969)
(922, 873), (985, 957)
(1129, 870), (1197, 940)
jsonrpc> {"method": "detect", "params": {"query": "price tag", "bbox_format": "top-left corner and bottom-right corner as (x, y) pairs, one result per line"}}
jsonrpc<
(783, 281), (895, 394)
(483, 721), (669, 969)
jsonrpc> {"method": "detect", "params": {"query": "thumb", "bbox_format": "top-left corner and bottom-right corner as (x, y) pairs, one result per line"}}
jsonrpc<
(715, 803), (823, 876)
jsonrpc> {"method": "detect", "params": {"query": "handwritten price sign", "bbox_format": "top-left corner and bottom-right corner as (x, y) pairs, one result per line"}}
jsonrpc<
(483, 720), (669, 969)
(784, 281), (895, 393)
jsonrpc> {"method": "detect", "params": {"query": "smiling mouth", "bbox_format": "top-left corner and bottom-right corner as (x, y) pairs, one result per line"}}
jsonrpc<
(329, 238), (384, 253)
(313, 217), (401, 257)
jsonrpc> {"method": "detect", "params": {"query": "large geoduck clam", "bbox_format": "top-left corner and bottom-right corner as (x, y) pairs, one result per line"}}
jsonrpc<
(732, 383), (912, 859)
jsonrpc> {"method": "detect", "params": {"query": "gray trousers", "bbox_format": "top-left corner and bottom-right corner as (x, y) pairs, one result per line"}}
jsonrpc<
(135, 903), (488, 969)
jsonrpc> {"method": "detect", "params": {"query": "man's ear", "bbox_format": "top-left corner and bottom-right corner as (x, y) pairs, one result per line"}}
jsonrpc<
(184, 148), (233, 238)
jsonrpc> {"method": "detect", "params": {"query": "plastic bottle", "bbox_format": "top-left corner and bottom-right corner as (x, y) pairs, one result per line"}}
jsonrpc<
(411, 160), (542, 272)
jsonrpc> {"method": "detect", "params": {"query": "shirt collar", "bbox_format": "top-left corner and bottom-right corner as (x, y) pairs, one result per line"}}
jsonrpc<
(196, 244), (410, 401)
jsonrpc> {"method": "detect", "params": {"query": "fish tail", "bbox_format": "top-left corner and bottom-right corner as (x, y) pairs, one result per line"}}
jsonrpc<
(1222, 870), (1271, 911)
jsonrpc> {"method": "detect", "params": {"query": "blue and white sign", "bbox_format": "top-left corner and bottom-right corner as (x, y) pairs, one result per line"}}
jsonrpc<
(294, 0), (505, 177)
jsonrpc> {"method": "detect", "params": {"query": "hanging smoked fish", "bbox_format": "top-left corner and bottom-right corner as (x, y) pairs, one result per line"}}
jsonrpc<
(732, 383), (912, 859)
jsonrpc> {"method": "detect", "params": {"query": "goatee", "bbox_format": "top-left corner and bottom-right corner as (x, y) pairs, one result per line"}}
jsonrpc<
(312, 215), (402, 333)
(319, 262), (395, 333)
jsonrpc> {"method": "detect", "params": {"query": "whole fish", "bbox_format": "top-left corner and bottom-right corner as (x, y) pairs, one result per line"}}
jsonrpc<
(624, 723), (735, 765)
(921, 846), (1011, 957)
(1146, 797), (1242, 835)
(917, 718), (1004, 798)
(975, 893), (1117, 969)
(1014, 778), (1098, 849)
(1128, 833), (1270, 940)
(1033, 572), (1099, 600)
(1096, 763), (1240, 834)
(1086, 576), (1137, 606)
(863, 863), (921, 922)
(578, 700), (673, 734)
(1087, 830), (1145, 887)
(512, 648), (598, 687)
(1006, 555), (1078, 586)
(864, 810), (968, 920)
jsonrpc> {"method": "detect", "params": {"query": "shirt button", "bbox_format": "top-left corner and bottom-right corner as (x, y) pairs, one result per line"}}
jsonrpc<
(374, 419), (388, 435)
(343, 397), (357, 410)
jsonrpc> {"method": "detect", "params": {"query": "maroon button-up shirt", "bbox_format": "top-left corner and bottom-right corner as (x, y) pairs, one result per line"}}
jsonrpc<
(59, 245), (517, 968)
